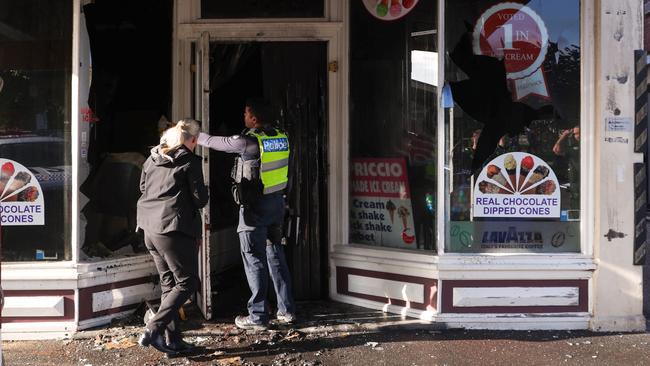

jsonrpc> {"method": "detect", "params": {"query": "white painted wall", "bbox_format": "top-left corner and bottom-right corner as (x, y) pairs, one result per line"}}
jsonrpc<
(591, 0), (646, 331)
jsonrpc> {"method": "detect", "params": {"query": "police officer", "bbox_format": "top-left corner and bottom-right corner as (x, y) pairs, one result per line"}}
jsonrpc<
(197, 98), (295, 330)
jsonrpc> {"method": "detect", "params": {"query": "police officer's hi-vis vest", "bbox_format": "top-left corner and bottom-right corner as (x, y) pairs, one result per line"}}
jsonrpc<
(232, 128), (290, 195)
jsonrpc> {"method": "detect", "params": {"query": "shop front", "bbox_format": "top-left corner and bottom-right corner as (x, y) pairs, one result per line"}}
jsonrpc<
(0, 0), (645, 339)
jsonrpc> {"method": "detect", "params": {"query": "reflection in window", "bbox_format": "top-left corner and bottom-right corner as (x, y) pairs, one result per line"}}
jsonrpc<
(0, 0), (72, 261)
(445, 0), (581, 253)
(349, 0), (437, 251)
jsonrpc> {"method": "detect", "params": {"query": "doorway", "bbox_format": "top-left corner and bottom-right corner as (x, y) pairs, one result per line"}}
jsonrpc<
(203, 41), (329, 319)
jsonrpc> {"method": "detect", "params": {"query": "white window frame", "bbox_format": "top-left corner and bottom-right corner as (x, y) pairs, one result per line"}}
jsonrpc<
(334, 0), (596, 273)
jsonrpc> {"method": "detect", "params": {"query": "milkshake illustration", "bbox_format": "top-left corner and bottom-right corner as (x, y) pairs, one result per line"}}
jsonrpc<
(397, 206), (410, 230)
(486, 164), (514, 192)
(518, 155), (534, 191)
(386, 200), (397, 224)
(1, 171), (31, 199)
(0, 162), (15, 196)
(521, 165), (550, 191)
(503, 154), (517, 190)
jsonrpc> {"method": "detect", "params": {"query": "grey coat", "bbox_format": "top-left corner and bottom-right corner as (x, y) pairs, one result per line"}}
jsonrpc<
(136, 145), (208, 238)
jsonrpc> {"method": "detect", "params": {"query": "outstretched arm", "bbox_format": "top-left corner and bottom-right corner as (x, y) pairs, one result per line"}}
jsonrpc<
(197, 132), (250, 154)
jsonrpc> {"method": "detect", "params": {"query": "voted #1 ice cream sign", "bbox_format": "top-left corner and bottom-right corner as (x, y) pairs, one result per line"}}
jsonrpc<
(0, 159), (45, 225)
(350, 158), (417, 248)
(473, 152), (560, 218)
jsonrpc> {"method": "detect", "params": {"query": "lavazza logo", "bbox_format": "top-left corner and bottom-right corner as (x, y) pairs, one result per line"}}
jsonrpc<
(263, 138), (289, 153)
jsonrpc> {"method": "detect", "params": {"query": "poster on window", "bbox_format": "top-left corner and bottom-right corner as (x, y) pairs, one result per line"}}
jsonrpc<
(0, 159), (45, 225)
(350, 158), (417, 248)
(473, 152), (561, 219)
(473, 2), (550, 100)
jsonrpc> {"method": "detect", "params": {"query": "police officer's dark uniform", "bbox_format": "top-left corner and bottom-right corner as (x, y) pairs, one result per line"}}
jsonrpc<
(198, 120), (295, 329)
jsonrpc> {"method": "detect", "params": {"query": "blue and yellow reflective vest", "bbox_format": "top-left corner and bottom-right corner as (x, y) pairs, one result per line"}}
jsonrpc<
(232, 128), (290, 196)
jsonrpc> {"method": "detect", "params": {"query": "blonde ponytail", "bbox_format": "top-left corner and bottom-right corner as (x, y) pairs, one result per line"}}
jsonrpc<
(160, 119), (201, 156)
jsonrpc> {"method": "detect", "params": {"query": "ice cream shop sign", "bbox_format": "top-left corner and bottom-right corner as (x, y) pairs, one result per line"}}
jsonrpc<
(473, 153), (560, 218)
(0, 159), (45, 225)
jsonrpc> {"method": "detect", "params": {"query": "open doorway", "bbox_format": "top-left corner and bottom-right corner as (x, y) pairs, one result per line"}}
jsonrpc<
(203, 42), (329, 319)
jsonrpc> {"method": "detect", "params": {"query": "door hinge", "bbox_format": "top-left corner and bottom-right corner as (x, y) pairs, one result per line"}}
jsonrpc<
(190, 64), (197, 73)
(328, 61), (338, 73)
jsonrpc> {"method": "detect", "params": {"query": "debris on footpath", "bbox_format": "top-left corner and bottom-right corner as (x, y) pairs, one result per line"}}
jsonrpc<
(216, 356), (243, 366)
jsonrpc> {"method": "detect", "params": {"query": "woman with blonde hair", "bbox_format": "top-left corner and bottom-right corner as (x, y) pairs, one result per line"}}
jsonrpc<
(137, 119), (208, 355)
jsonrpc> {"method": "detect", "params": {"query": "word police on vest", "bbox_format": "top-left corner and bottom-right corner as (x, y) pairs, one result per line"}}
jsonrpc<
(262, 138), (289, 152)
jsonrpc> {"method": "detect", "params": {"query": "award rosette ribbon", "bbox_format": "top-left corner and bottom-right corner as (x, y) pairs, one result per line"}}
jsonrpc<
(473, 2), (550, 101)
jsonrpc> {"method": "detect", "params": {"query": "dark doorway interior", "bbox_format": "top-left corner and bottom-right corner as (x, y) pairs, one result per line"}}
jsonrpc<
(207, 42), (329, 317)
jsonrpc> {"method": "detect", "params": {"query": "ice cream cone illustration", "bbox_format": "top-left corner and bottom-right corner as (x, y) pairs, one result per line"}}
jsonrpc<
(389, 0), (402, 16)
(397, 206), (410, 230)
(402, 0), (416, 9)
(0, 162), (15, 196)
(386, 200), (396, 224)
(520, 165), (550, 191)
(535, 180), (556, 195)
(2, 186), (39, 202)
(486, 164), (514, 192)
(478, 181), (511, 194)
(503, 154), (517, 190)
(2, 171), (31, 199)
(518, 156), (534, 191)
(376, 0), (389, 16)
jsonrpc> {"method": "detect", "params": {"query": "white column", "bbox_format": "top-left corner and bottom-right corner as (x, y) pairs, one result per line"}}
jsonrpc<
(591, 0), (645, 331)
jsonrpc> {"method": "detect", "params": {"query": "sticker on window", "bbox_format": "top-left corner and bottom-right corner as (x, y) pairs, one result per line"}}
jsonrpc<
(472, 152), (560, 218)
(0, 159), (45, 225)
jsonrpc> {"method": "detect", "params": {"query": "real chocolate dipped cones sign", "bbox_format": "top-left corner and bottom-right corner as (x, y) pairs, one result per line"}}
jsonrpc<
(473, 152), (560, 219)
(0, 159), (45, 225)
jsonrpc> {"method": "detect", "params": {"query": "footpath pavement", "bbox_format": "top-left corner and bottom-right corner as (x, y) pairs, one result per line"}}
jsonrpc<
(3, 301), (650, 366)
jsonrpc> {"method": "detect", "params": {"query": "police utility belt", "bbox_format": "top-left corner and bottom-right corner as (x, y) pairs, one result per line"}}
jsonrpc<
(231, 128), (290, 206)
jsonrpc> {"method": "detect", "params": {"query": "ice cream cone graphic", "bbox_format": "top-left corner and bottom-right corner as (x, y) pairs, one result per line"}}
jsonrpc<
(389, 0), (402, 16)
(486, 164), (513, 192)
(518, 156), (534, 191)
(529, 179), (556, 195)
(2, 171), (31, 199)
(0, 162), (15, 196)
(376, 0), (389, 16)
(520, 165), (550, 191)
(2, 186), (39, 202)
(478, 181), (511, 194)
(503, 154), (517, 190)
(386, 200), (396, 224)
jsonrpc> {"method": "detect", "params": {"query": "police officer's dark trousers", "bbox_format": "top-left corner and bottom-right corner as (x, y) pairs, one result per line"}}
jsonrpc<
(238, 192), (295, 324)
(144, 231), (200, 341)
